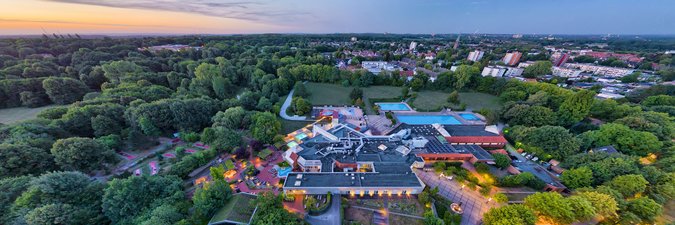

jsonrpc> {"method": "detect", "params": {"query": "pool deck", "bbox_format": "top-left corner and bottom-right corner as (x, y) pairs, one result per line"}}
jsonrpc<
(393, 109), (486, 126)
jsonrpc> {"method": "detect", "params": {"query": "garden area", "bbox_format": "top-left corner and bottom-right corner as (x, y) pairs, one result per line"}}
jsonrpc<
(348, 198), (425, 216)
(304, 194), (332, 215)
(209, 193), (258, 224)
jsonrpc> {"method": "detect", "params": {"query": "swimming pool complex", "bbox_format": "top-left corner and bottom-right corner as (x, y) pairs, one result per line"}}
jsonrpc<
(459, 113), (480, 121)
(376, 103), (412, 111)
(397, 115), (462, 125)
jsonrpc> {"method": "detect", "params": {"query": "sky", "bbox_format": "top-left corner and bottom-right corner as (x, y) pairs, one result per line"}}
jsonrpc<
(0, 0), (673, 35)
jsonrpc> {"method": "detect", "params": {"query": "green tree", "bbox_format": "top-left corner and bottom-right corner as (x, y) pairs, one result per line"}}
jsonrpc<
(251, 112), (281, 144)
(292, 97), (311, 115)
(560, 167), (593, 189)
(293, 81), (309, 98)
(50, 137), (118, 173)
(212, 107), (250, 130)
(524, 192), (576, 224)
(25, 203), (90, 225)
(492, 153), (511, 169)
(607, 174), (648, 197)
(454, 65), (479, 89)
(575, 191), (618, 218)
(0, 144), (55, 178)
(581, 123), (662, 156)
(524, 126), (580, 160)
(620, 72), (641, 83)
(493, 193), (508, 204)
(101, 60), (143, 83)
(447, 91), (460, 104)
(193, 180), (232, 220)
(200, 127), (242, 151)
(627, 197), (662, 223)
(483, 204), (536, 225)
(102, 175), (183, 224)
(42, 77), (89, 104)
(138, 204), (184, 225)
(252, 192), (304, 225)
(557, 89), (595, 126)
(423, 210), (444, 225)
(349, 87), (363, 100)
(565, 196), (596, 221)
(523, 61), (552, 78)
(503, 104), (556, 127)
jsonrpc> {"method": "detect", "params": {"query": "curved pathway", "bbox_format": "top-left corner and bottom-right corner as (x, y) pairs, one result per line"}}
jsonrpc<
(280, 88), (307, 121)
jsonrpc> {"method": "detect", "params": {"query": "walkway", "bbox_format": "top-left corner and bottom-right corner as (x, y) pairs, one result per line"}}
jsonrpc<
(280, 87), (307, 121)
(349, 205), (425, 219)
(416, 169), (497, 225)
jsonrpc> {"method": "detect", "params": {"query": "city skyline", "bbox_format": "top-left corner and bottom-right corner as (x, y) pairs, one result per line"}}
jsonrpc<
(1, 0), (674, 35)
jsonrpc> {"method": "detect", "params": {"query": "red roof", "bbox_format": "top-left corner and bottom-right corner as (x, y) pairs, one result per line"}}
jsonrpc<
(290, 152), (299, 161)
(400, 70), (414, 77)
(489, 149), (508, 155)
(445, 136), (507, 144)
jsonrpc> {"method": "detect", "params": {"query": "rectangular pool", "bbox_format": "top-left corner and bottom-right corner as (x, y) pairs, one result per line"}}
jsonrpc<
(377, 103), (411, 111)
(459, 113), (480, 121)
(397, 115), (462, 125)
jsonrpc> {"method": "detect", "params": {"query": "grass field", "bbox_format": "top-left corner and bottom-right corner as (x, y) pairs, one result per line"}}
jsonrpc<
(0, 105), (59, 124)
(305, 82), (353, 106)
(281, 119), (311, 134)
(305, 82), (402, 114)
(412, 91), (502, 112)
(457, 92), (502, 111)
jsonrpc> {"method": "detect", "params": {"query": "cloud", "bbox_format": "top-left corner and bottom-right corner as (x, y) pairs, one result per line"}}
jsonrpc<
(0, 18), (185, 28)
(42, 0), (311, 23)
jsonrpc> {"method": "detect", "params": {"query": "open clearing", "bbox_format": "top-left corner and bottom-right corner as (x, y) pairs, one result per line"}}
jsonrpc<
(0, 105), (59, 124)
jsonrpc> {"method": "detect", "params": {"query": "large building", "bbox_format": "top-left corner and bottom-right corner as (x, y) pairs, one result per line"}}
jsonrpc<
(502, 52), (522, 66)
(552, 53), (570, 67)
(467, 50), (485, 62)
(282, 121), (502, 195)
(481, 66), (506, 77)
(361, 61), (400, 75)
(564, 63), (634, 77)
(482, 66), (523, 77)
(552, 66), (582, 77)
(409, 41), (418, 51)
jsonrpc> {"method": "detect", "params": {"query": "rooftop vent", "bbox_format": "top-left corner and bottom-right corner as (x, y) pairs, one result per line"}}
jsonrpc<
(296, 174), (303, 179)
(294, 181), (302, 186)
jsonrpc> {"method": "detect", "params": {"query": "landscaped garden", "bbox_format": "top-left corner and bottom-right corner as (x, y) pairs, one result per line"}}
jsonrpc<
(209, 193), (258, 224)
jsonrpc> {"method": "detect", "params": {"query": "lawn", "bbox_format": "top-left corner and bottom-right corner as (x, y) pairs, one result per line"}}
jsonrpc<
(305, 82), (353, 106)
(280, 119), (311, 134)
(0, 105), (60, 124)
(305, 82), (402, 114)
(390, 214), (424, 225)
(411, 91), (450, 111)
(209, 193), (258, 224)
(457, 92), (502, 111)
(411, 91), (502, 112)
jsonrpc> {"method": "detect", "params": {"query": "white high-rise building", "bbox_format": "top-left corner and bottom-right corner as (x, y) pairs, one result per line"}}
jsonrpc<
(409, 41), (418, 51)
(467, 50), (484, 62)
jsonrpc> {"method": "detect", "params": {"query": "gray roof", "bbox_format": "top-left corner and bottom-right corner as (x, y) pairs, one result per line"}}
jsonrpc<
(284, 172), (423, 188)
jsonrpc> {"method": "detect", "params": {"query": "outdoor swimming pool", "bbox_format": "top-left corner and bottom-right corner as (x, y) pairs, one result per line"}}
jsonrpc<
(397, 115), (462, 125)
(377, 103), (412, 111)
(459, 113), (480, 121)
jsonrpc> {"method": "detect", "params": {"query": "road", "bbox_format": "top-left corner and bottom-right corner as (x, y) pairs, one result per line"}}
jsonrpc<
(280, 87), (307, 121)
(416, 170), (497, 225)
(305, 194), (341, 225)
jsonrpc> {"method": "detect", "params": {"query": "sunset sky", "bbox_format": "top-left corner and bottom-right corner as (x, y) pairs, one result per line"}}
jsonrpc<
(0, 0), (673, 35)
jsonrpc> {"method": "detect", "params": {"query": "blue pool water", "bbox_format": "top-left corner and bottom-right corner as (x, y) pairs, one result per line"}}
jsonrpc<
(459, 113), (480, 121)
(397, 115), (462, 125)
(377, 103), (411, 111)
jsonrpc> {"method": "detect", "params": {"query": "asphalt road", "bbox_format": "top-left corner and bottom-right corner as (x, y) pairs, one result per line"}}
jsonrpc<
(305, 194), (341, 225)
(416, 170), (496, 225)
(280, 86), (307, 121)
